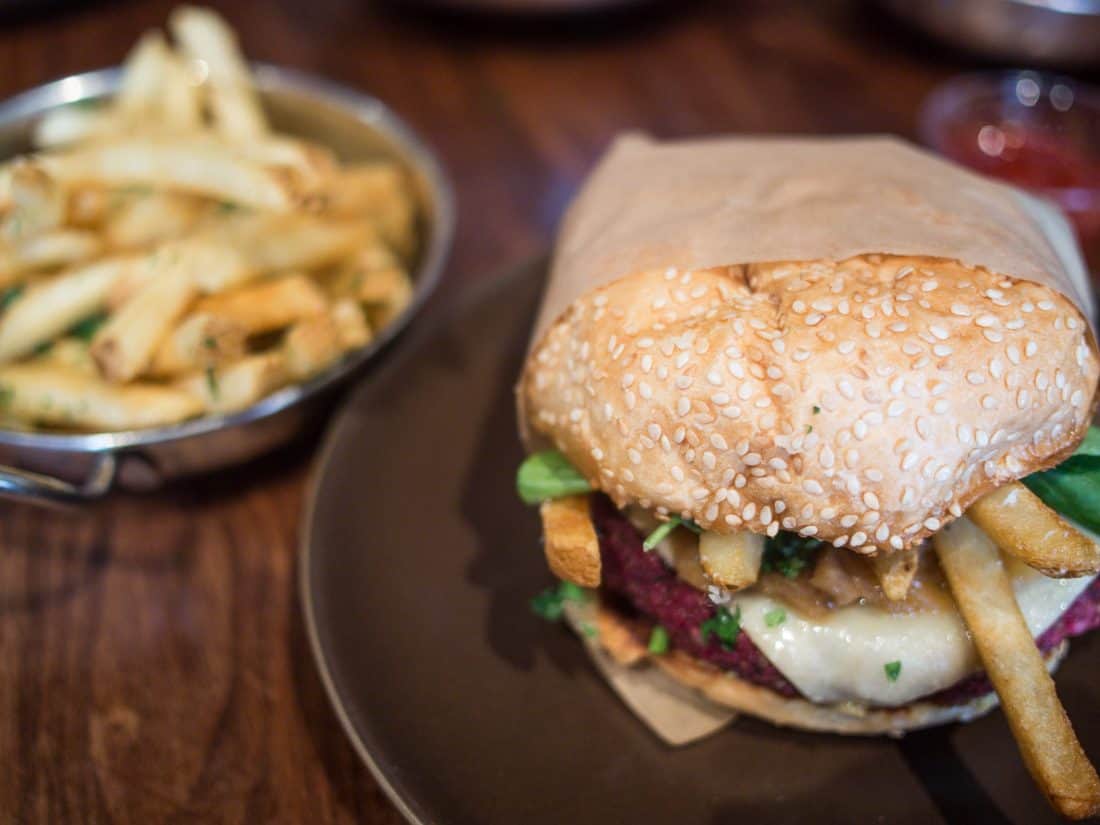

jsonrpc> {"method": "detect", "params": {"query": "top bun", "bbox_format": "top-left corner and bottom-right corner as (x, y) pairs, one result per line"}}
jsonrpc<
(521, 254), (1099, 553)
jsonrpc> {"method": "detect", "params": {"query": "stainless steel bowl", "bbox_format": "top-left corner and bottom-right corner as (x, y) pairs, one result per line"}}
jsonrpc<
(0, 65), (455, 505)
(882, 0), (1100, 66)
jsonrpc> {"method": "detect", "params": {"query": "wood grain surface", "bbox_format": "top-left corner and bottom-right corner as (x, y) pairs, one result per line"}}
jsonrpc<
(0, 0), (1082, 821)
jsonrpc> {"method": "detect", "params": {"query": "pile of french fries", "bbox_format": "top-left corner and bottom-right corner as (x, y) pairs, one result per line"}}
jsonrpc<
(0, 6), (416, 432)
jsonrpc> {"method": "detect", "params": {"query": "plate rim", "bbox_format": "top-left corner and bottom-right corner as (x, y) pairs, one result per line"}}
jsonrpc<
(298, 256), (549, 825)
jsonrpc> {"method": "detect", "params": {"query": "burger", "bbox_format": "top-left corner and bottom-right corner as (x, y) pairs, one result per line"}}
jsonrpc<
(515, 136), (1100, 819)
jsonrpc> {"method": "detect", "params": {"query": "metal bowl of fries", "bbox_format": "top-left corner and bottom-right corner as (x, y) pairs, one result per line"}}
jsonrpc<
(0, 10), (453, 504)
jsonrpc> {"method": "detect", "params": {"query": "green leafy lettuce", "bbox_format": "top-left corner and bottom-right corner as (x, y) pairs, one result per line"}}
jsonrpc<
(1023, 427), (1100, 533)
(762, 532), (822, 579)
(516, 451), (592, 505)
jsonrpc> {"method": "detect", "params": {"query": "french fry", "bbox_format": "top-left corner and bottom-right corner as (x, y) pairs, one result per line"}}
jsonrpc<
(540, 494), (600, 587)
(0, 229), (104, 281)
(1, 161), (64, 241)
(194, 273), (327, 335)
(158, 51), (203, 132)
(116, 30), (175, 120)
(241, 137), (337, 186)
(67, 188), (113, 228)
(330, 299), (371, 350)
(41, 137), (304, 211)
(178, 351), (286, 414)
(110, 239), (253, 305)
(218, 214), (375, 272)
(34, 337), (97, 376)
(91, 268), (196, 382)
(169, 6), (267, 139)
(699, 530), (765, 590)
(871, 548), (919, 601)
(934, 518), (1100, 819)
(105, 192), (204, 250)
(0, 362), (201, 430)
(0, 256), (132, 362)
(31, 104), (117, 150)
(325, 162), (415, 256)
(281, 313), (344, 380)
(146, 312), (246, 377)
(969, 483), (1100, 578)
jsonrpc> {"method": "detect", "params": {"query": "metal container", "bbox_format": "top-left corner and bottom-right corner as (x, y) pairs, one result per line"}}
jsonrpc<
(882, 0), (1100, 66)
(0, 65), (455, 505)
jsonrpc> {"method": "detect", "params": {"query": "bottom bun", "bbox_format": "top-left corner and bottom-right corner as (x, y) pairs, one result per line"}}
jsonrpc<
(592, 602), (1069, 737)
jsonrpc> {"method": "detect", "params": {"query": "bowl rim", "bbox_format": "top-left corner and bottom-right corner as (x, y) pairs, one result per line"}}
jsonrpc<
(0, 63), (456, 454)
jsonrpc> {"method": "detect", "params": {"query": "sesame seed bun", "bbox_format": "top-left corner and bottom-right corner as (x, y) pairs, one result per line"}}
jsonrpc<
(592, 600), (1069, 736)
(521, 255), (1099, 553)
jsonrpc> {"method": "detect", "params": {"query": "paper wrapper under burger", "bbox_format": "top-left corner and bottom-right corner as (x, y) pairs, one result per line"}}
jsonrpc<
(520, 134), (1097, 745)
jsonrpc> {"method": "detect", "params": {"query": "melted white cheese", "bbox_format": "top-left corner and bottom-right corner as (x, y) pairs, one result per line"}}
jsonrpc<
(628, 506), (1100, 706)
(732, 556), (1095, 707)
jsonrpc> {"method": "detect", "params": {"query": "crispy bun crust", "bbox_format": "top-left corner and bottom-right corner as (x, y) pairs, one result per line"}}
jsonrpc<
(593, 602), (1069, 736)
(522, 255), (1099, 553)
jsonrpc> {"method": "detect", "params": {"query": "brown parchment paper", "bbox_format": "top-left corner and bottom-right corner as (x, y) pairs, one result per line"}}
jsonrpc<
(522, 134), (1097, 746)
(529, 134), (1095, 349)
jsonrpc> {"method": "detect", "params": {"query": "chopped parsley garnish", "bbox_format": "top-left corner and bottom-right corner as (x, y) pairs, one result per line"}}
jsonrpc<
(205, 367), (220, 400)
(762, 531), (822, 579)
(202, 335), (218, 351)
(764, 607), (787, 627)
(885, 661), (902, 682)
(0, 285), (24, 312)
(530, 580), (589, 622)
(812, 405), (821, 414)
(647, 625), (670, 655)
(69, 312), (108, 341)
(516, 450), (592, 505)
(701, 605), (741, 650)
(805, 425), (813, 434)
(642, 515), (701, 551)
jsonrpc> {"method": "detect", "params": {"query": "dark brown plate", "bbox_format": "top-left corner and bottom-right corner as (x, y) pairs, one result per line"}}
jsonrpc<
(300, 258), (1100, 825)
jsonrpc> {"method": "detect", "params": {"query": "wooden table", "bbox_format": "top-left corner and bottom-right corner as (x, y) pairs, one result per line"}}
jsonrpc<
(0, 0), (1061, 820)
